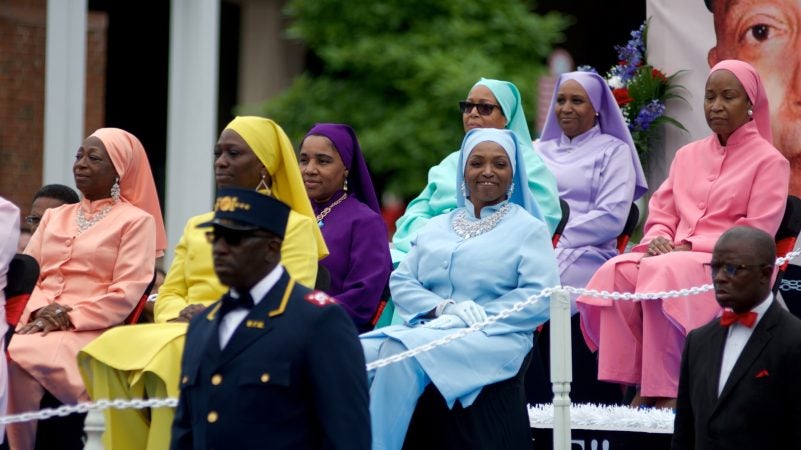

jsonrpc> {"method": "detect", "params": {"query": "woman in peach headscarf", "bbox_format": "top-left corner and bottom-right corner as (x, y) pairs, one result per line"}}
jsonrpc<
(7, 128), (166, 449)
(78, 117), (326, 450)
(577, 60), (789, 408)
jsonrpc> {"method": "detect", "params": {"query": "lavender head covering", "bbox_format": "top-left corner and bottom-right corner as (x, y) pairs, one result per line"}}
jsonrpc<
(302, 123), (381, 214)
(456, 128), (543, 220)
(540, 71), (648, 200)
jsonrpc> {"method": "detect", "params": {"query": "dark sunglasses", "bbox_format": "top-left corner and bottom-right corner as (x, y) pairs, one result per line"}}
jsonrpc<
(205, 229), (272, 246)
(459, 101), (502, 116)
(704, 262), (771, 277)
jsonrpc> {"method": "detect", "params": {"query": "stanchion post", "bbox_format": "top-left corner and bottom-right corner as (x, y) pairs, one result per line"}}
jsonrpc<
(550, 288), (572, 450)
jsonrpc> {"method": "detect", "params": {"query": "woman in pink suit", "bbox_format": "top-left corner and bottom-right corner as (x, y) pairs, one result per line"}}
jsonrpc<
(7, 128), (166, 449)
(577, 60), (789, 409)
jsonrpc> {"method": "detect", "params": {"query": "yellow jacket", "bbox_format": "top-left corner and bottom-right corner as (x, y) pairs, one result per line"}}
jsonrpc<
(154, 211), (319, 322)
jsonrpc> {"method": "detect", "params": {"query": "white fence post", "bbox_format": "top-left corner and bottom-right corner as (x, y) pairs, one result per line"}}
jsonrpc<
(83, 409), (104, 450)
(550, 288), (572, 450)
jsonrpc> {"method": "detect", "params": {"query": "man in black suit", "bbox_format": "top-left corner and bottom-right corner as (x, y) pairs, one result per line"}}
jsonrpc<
(170, 188), (370, 450)
(672, 226), (801, 450)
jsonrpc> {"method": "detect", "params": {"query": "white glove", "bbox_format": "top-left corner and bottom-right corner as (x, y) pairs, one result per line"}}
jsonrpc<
(422, 314), (466, 330)
(443, 300), (487, 326)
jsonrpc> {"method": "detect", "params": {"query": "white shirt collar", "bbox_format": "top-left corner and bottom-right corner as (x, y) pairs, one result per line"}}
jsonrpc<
(231, 264), (284, 306)
(749, 293), (773, 327)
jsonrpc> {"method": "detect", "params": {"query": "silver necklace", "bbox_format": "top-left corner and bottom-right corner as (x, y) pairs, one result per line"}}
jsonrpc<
(452, 203), (512, 239)
(76, 203), (114, 234)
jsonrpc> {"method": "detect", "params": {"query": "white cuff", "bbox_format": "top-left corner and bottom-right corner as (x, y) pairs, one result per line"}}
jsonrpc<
(435, 299), (456, 317)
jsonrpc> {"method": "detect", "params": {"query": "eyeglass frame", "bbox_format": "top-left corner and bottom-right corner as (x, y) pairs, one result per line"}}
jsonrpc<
(703, 261), (773, 278)
(458, 101), (503, 116)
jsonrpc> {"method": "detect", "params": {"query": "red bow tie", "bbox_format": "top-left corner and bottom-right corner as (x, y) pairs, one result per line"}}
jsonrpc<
(720, 310), (757, 328)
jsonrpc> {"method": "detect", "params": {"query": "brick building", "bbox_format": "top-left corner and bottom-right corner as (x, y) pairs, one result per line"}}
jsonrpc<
(0, 0), (107, 218)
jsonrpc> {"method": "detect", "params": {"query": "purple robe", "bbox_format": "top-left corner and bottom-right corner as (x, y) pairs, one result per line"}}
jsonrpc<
(314, 191), (391, 331)
(537, 125), (636, 293)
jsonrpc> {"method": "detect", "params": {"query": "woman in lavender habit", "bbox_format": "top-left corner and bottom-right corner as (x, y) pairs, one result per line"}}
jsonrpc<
(531, 71), (648, 406)
(299, 123), (392, 332)
(537, 70), (648, 308)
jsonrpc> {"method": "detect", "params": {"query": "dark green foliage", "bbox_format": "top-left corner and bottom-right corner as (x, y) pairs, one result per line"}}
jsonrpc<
(260, 0), (567, 197)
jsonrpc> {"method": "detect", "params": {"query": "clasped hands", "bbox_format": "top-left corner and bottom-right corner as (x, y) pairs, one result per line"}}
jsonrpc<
(423, 300), (487, 330)
(18, 303), (73, 335)
(168, 304), (207, 323)
(646, 236), (691, 257)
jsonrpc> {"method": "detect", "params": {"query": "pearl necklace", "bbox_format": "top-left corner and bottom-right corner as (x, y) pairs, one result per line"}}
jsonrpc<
(452, 203), (512, 239)
(315, 193), (348, 228)
(76, 202), (114, 234)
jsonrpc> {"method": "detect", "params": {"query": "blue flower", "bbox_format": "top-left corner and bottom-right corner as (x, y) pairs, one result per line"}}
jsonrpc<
(631, 100), (666, 132)
(613, 23), (646, 83)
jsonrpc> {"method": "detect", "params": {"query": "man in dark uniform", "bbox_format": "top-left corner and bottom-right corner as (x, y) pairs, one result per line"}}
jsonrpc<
(672, 226), (801, 449)
(170, 188), (370, 450)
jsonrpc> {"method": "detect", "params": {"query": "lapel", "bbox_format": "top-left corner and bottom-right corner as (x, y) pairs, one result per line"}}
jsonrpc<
(198, 302), (224, 363)
(705, 323), (728, 405)
(215, 272), (296, 369)
(715, 300), (780, 408)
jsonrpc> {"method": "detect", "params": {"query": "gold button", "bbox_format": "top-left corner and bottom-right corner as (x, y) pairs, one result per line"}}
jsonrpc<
(207, 411), (218, 423)
(211, 374), (222, 385)
(260, 373), (270, 383)
(181, 376), (189, 384)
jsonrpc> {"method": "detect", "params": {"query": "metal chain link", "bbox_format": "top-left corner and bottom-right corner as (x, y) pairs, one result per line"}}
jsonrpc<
(4, 251), (798, 423)
(366, 288), (554, 371)
(0, 398), (177, 425)
(367, 250), (801, 370)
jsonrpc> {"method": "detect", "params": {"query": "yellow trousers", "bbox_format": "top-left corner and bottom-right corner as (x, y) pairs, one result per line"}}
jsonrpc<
(83, 357), (174, 450)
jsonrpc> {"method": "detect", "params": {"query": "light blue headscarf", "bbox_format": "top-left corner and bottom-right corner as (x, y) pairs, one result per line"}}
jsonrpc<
(456, 128), (544, 220)
(473, 78), (534, 145)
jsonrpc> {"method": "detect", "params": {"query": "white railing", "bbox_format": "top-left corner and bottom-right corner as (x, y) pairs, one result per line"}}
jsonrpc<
(2, 249), (797, 449)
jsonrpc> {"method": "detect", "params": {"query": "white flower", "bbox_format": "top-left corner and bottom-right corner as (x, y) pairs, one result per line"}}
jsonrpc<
(607, 75), (624, 89)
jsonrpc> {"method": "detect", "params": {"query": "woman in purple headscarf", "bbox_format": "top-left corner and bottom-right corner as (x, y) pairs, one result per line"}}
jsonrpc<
(300, 123), (392, 332)
(537, 71), (648, 310)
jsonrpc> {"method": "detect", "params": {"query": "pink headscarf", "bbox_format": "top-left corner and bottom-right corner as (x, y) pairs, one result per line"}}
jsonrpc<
(707, 59), (772, 143)
(91, 128), (167, 257)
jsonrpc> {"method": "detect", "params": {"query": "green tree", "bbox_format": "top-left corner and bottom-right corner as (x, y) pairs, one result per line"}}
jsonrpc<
(261, 0), (567, 198)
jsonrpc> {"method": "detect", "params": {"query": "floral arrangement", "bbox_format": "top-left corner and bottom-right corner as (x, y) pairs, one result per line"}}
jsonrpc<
(578, 21), (686, 165)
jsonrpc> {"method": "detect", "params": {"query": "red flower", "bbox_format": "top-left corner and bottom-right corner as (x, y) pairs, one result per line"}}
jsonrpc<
(613, 88), (633, 106)
(652, 68), (668, 82)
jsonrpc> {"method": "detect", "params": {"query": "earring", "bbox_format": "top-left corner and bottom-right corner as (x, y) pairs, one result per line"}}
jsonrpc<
(595, 112), (600, 118)
(343, 178), (348, 192)
(507, 182), (514, 198)
(110, 177), (120, 203)
(460, 181), (467, 198)
(747, 109), (753, 119)
(256, 173), (272, 195)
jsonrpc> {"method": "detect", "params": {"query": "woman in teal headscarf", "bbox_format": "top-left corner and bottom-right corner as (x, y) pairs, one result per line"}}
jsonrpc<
(392, 78), (561, 259)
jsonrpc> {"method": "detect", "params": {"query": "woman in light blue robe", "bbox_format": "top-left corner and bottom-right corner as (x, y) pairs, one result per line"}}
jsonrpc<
(390, 78), (561, 261)
(362, 128), (560, 450)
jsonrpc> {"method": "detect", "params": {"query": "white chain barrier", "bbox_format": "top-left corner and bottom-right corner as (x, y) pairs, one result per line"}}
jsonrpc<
(366, 248), (801, 371)
(0, 398), (177, 425)
(3, 249), (799, 427)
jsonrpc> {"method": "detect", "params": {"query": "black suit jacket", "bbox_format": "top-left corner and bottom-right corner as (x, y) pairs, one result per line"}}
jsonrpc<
(170, 272), (371, 450)
(672, 300), (801, 450)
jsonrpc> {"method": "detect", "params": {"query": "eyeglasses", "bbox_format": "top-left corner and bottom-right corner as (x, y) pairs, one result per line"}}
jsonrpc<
(25, 216), (41, 227)
(459, 101), (502, 116)
(205, 229), (272, 246)
(704, 262), (771, 277)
